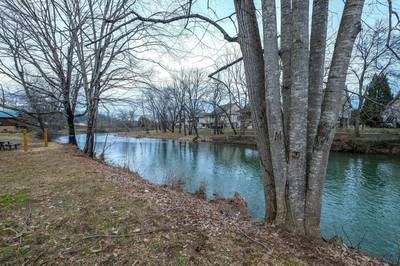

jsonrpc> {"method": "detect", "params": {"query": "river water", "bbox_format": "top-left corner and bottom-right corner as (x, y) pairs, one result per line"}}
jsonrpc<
(58, 134), (400, 262)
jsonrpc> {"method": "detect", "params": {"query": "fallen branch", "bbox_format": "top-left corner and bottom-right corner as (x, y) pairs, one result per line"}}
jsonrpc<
(3, 201), (32, 241)
(234, 224), (271, 251)
(61, 226), (174, 255)
(82, 226), (172, 240)
(22, 251), (44, 266)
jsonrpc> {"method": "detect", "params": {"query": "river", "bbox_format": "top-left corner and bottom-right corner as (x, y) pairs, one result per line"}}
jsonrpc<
(58, 133), (400, 262)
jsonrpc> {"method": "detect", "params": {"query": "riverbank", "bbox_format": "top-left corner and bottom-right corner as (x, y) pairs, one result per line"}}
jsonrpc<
(0, 140), (388, 265)
(117, 128), (400, 154)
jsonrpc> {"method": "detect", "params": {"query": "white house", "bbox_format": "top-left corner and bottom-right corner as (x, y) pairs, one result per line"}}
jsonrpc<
(382, 94), (400, 127)
(197, 104), (249, 129)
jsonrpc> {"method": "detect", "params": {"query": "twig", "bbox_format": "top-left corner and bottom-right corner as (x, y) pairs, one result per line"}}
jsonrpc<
(22, 251), (44, 266)
(3, 201), (32, 241)
(61, 227), (174, 255)
(61, 246), (89, 255)
(81, 227), (172, 240)
(234, 224), (271, 251)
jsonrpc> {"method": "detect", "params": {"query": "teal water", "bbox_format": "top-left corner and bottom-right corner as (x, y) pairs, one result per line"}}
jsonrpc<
(59, 134), (400, 262)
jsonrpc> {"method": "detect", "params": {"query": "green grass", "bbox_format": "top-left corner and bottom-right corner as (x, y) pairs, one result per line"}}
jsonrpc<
(0, 193), (29, 207)
(336, 127), (400, 135)
(0, 132), (22, 141)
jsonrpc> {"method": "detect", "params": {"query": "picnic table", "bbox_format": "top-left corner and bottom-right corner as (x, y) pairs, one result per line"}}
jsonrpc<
(0, 140), (21, 150)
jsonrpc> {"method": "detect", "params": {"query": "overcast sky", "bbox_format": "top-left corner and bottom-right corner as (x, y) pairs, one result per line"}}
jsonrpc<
(150, 0), (398, 82)
(1, 0), (399, 112)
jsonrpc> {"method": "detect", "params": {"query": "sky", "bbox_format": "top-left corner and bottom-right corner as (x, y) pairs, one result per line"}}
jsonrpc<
(149, 0), (398, 80)
(144, 0), (400, 112)
(1, 0), (399, 112)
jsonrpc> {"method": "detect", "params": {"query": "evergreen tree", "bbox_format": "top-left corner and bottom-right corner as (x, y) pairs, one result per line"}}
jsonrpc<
(361, 74), (393, 127)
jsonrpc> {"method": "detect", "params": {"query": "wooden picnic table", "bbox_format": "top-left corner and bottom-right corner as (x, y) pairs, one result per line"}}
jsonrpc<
(0, 140), (21, 150)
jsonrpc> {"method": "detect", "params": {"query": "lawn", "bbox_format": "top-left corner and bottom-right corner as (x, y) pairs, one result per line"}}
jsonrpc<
(336, 127), (400, 135)
(0, 132), (23, 142)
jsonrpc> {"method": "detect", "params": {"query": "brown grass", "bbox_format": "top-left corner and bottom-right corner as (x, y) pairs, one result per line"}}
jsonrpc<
(0, 138), (387, 265)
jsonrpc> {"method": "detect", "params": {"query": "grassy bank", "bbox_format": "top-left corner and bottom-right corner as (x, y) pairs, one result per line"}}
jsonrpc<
(0, 137), (386, 265)
(117, 128), (400, 154)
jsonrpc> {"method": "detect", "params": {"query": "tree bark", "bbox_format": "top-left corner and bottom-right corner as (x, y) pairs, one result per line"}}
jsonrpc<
(65, 103), (77, 146)
(280, 0), (292, 140)
(234, 0), (277, 221)
(286, 0), (310, 234)
(307, 0), (329, 160)
(262, 0), (288, 225)
(305, 0), (364, 237)
(83, 98), (99, 158)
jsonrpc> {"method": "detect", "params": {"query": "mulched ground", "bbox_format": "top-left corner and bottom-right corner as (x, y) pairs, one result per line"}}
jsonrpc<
(0, 142), (388, 265)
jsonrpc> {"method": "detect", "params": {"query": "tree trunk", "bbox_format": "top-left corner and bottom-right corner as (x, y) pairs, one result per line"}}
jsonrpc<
(84, 99), (99, 158)
(64, 100), (77, 146)
(354, 109), (361, 136)
(234, 0), (277, 221)
(262, 0), (289, 225)
(280, 0), (292, 139)
(285, 0), (310, 234)
(307, 0), (329, 162)
(305, 0), (364, 237)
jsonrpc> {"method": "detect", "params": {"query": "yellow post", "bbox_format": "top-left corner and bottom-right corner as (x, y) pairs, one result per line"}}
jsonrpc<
(23, 129), (28, 152)
(44, 128), (48, 147)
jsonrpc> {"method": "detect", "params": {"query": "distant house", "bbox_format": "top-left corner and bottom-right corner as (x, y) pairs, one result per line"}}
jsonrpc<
(382, 94), (400, 127)
(218, 103), (241, 129)
(239, 105), (252, 130)
(0, 109), (21, 132)
(197, 112), (212, 128)
(339, 95), (353, 128)
(197, 103), (251, 130)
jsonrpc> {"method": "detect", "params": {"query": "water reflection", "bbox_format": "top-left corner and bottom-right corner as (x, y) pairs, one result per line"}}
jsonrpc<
(59, 134), (400, 262)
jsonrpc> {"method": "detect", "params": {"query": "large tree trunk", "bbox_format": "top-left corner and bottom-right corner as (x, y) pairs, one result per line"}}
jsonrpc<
(235, 0), (363, 236)
(303, 0), (329, 233)
(280, 0), (292, 139)
(262, 0), (289, 226)
(234, 0), (277, 221)
(307, 0), (329, 164)
(304, 0), (364, 237)
(285, 0), (310, 234)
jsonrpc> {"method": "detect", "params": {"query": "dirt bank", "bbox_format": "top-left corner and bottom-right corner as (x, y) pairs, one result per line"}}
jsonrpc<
(0, 141), (388, 265)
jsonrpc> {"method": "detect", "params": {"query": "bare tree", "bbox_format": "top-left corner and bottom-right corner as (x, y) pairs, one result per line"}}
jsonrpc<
(204, 80), (225, 135)
(210, 47), (249, 135)
(0, 0), (83, 144)
(142, 86), (170, 132)
(171, 77), (187, 134)
(349, 21), (394, 135)
(72, 0), (151, 157)
(180, 69), (206, 137)
(386, 0), (400, 60)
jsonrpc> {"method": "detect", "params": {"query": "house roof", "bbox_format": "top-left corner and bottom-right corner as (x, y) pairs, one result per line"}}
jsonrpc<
(0, 109), (17, 118)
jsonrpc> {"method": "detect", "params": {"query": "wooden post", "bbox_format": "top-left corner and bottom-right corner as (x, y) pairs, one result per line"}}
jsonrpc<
(23, 129), (28, 152)
(44, 128), (48, 147)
